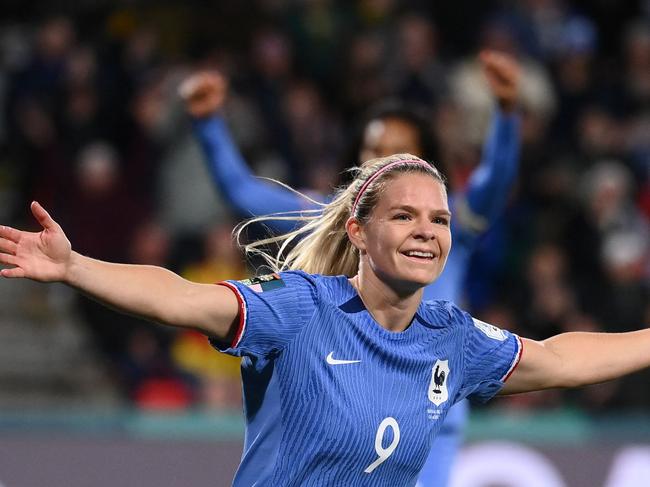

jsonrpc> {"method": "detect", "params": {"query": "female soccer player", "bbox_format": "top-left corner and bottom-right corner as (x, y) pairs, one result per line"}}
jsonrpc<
(2, 154), (649, 486)
(181, 49), (521, 487)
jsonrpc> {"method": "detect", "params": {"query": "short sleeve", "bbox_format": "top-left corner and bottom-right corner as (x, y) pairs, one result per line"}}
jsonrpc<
(211, 270), (318, 358)
(456, 309), (522, 403)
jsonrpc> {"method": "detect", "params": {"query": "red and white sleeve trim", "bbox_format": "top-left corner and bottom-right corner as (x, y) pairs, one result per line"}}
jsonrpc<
(217, 281), (247, 349)
(501, 335), (524, 382)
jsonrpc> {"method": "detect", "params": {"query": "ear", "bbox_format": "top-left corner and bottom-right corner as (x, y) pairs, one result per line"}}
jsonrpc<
(345, 217), (367, 252)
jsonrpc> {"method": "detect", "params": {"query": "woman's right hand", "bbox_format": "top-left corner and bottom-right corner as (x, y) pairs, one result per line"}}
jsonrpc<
(0, 201), (72, 282)
(178, 71), (228, 118)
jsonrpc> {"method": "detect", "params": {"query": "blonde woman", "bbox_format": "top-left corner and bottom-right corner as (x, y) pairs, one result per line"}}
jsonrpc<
(181, 49), (522, 487)
(1, 154), (648, 486)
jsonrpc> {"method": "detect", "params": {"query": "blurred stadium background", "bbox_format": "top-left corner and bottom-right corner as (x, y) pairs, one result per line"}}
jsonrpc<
(0, 1), (648, 486)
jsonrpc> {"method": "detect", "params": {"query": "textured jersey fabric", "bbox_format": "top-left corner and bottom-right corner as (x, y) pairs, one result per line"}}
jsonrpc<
(213, 271), (522, 486)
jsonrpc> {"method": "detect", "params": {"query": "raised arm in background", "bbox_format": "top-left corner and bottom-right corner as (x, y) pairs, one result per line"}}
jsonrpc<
(453, 50), (521, 236)
(180, 50), (521, 236)
(180, 73), (323, 234)
(0, 202), (240, 342)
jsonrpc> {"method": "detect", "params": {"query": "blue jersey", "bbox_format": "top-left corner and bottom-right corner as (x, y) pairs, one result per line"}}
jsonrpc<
(214, 271), (522, 486)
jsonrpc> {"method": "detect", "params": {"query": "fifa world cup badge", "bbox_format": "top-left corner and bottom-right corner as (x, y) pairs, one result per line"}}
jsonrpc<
(428, 359), (450, 406)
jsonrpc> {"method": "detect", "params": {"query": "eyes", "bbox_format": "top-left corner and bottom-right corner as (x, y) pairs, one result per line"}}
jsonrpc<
(392, 213), (450, 226)
(433, 216), (451, 226)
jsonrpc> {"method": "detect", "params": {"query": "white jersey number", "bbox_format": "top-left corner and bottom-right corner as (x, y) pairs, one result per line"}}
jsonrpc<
(364, 417), (401, 474)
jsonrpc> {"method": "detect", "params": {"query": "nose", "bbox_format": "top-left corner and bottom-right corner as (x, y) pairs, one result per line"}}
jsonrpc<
(412, 218), (436, 241)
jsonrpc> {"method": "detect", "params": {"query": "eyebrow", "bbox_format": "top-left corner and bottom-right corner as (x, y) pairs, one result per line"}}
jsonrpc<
(389, 205), (452, 217)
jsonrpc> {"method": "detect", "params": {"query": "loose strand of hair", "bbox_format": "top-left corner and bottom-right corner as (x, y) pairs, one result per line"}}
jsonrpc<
(255, 176), (329, 208)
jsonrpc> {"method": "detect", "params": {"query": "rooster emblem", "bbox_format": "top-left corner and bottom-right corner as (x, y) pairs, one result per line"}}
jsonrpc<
(433, 365), (446, 394)
(428, 359), (450, 406)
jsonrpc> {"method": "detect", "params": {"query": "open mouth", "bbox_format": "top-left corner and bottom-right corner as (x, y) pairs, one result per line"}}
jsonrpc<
(402, 250), (435, 262)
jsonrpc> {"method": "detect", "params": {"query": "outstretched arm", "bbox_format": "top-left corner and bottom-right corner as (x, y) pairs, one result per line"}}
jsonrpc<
(0, 202), (240, 341)
(180, 72), (324, 233)
(502, 330), (650, 394)
(457, 50), (522, 233)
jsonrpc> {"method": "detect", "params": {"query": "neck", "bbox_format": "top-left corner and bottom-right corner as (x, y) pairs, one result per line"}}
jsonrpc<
(350, 267), (423, 333)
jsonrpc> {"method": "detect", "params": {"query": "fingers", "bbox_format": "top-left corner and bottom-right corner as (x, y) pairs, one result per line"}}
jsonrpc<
(0, 225), (23, 276)
(0, 224), (21, 244)
(479, 49), (509, 66)
(178, 71), (225, 100)
(480, 50), (520, 82)
(0, 267), (25, 279)
(0, 235), (17, 255)
(479, 49), (497, 65)
(30, 201), (58, 232)
(179, 71), (228, 118)
(481, 53), (506, 77)
(178, 74), (201, 99)
(0, 250), (17, 267)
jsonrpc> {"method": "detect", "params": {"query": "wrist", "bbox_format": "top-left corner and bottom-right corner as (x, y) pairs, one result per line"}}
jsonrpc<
(64, 251), (86, 286)
(497, 97), (517, 113)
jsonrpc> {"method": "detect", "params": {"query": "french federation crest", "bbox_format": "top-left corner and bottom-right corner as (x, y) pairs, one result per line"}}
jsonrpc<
(428, 359), (450, 406)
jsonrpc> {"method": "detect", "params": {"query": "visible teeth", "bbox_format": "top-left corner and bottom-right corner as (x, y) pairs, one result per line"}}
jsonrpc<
(406, 251), (433, 258)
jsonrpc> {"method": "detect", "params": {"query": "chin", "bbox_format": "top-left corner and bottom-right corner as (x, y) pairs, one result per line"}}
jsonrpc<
(407, 269), (440, 285)
(372, 265), (439, 295)
(391, 274), (435, 296)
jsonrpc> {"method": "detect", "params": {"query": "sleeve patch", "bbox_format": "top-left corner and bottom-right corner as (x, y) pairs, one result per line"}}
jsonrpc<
(472, 318), (507, 341)
(238, 273), (286, 293)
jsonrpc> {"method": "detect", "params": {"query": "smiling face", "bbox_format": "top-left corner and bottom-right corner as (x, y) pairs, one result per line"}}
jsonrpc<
(348, 172), (451, 295)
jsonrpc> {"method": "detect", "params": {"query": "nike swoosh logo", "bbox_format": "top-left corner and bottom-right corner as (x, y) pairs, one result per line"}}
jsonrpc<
(326, 351), (361, 365)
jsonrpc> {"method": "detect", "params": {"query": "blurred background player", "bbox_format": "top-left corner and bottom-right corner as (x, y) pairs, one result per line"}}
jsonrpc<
(180, 50), (522, 487)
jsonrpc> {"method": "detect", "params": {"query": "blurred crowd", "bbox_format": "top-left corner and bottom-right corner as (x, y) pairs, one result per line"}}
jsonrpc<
(0, 0), (648, 413)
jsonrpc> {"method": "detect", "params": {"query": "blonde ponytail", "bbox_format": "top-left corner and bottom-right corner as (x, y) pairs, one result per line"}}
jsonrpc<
(235, 154), (445, 277)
